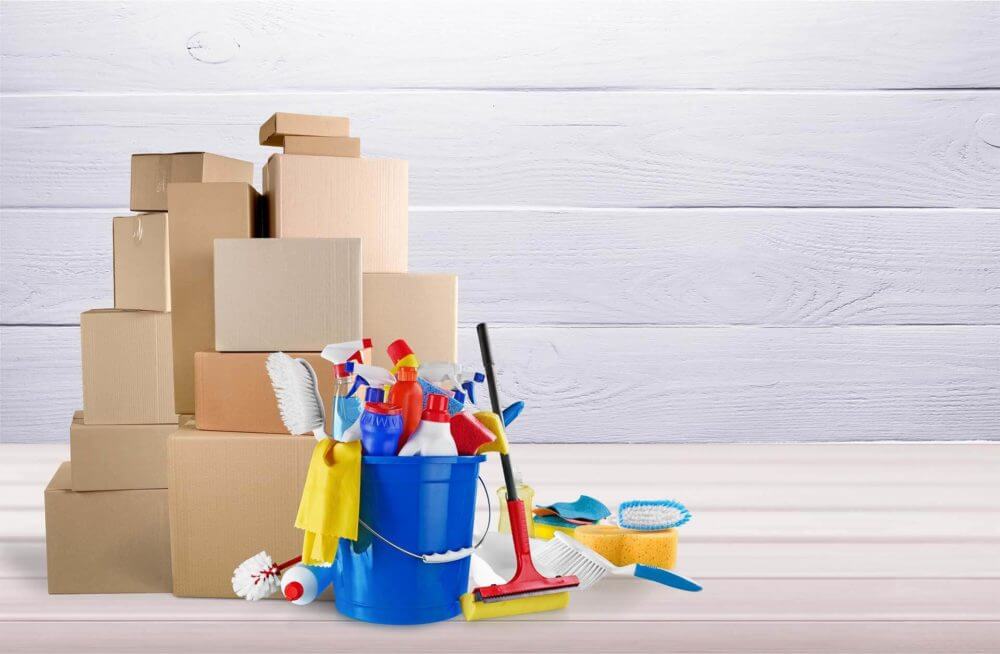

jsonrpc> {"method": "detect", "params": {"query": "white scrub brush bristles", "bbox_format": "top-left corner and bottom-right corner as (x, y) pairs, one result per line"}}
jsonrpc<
(266, 352), (326, 438)
(533, 533), (609, 589)
(618, 499), (691, 531)
(232, 551), (281, 601)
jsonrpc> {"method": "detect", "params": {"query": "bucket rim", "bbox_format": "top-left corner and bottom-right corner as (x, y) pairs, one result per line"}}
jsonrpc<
(361, 454), (486, 465)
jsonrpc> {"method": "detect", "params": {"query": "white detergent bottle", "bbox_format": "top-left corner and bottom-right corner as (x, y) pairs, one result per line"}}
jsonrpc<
(398, 393), (457, 456)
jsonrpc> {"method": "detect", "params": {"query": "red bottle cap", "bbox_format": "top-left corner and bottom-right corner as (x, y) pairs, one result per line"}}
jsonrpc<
(395, 366), (418, 382)
(422, 394), (451, 423)
(386, 339), (414, 364)
(284, 581), (304, 601)
(366, 402), (402, 416)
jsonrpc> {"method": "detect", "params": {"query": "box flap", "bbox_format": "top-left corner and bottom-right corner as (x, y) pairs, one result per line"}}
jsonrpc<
(259, 112), (350, 147)
(46, 462), (72, 492)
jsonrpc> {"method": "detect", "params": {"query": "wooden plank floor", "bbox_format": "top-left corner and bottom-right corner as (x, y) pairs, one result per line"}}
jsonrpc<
(2, 443), (998, 653)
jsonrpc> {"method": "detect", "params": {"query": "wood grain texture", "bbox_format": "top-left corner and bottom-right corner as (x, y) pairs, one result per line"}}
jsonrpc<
(3, 92), (999, 209)
(2, 1), (998, 92)
(3, 443), (997, 652)
(5, 208), (998, 326)
(3, 325), (997, 443)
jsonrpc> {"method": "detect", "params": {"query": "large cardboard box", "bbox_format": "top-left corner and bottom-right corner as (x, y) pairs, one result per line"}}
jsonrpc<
(45, 462), (172, 594)
(259, 112), (349, 147)
(80, 309), (175, 424)
(168, 428), (314, 597)
(264, 155), (408, 272)
(282, 135), (361, 157)
(69, 411), (177, 490)
(195, 352), (335, 434)
(114, 213), (170, 311)
(364, 273), (458, 369)
(214, 238), (362, 351)
(131, 153), (252, 212)
(167, 183), (259, 413)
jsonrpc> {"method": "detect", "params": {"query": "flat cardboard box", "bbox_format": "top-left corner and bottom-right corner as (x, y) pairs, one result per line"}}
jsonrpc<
(45, 462), (172, 594)
(282, 135), (361, 157)
(70, 411), (178, 491)
(195, 352), (335, 434)
(81, 309), (175, 424)
(167, 183), (259, 413)
(264, 154), (408, 272)
(130, 153), (252, 212)
(214, 238), (362, 351)
(364, 273), (458, 369)
(114, 213), (171, 311)
(168, 428), (314, 597)
(259, 112), (350, 147)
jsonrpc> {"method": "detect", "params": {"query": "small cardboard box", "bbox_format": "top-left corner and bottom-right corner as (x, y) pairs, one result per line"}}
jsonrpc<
(195, 352), (336, 434)
(259, 112), (350, 147)
(264, 154), (408, 272)
(214, 238), (362, 351)
(168, 427), (314, 597)
(167, 183), (259, 414)
(80, 309), (175, 425)
(130, 153), (252, 212)
(282, 135), (361, 157)
(45, 462), (172, 594)
(364, 273), (458, 369)
(113, 213), (170, 312)
(69, 411), (178, 490)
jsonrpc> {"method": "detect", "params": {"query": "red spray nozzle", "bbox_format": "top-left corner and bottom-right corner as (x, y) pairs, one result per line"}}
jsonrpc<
(422, 394), (451, 423)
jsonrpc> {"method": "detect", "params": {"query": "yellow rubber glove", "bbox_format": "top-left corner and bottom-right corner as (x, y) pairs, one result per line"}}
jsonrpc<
(296, 439), (362, 565)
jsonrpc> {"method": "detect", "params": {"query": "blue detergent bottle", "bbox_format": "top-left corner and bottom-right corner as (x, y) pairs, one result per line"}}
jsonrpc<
(358, 387), (404, 456)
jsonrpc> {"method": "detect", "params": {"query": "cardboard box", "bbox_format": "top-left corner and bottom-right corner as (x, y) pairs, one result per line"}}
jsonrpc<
(113, 213), (171, 311)
(195, 352), (336, 434)
(81, 309), (175, 424)
(168, 427), (314, 597)
(364, 273), (458, 369)
(130, 153), (252, 212)
(69, 411), (177, 491)
(214, 238), (362, 351)
(259, 112), (350, 147)
(167, 183), (259, 413)
(45, 462), (172, 594)
(264, 155), (408, 272)
(282, 135), (361, 157)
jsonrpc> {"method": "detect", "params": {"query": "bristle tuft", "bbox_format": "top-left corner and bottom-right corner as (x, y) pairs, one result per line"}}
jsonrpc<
(266, 352), (324, 435)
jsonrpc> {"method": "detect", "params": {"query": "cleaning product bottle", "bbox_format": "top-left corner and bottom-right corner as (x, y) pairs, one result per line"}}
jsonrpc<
(387, 338), (420, 375)
(344, 361), (396, 399)
(330, 363), (363, 441)
(497, 469), (535, 537)
(398, 394), (457, 456)
(280, 563), (337, 605)
(357, 387), (403, 456)
(387, 365), (423, 453)
(448, 389), (497, 455)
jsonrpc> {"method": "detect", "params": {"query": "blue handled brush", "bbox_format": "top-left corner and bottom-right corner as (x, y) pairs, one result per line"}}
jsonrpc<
(535, 532), (702, 592)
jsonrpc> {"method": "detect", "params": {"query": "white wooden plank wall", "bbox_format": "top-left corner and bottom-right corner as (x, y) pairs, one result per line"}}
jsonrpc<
(1, 1), (999, 443)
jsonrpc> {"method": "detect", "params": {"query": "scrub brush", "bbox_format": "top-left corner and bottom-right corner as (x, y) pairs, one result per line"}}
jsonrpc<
(266, 352), (326, 440)
(617, 499), (691, 530)
(535, 532), (701, 592)
(232, 551), (302, 601)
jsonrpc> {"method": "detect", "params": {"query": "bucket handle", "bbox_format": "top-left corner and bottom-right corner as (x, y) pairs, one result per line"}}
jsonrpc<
(357, 475), (491, 564)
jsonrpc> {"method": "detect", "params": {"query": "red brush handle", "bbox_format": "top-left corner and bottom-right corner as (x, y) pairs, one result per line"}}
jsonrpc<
(276, 555), (302, 573)
(507, 499), (538, 577)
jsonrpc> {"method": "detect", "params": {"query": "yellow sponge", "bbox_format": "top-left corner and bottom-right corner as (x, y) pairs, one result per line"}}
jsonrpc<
(574, 524), (677, 569)
(531, 518), (577, 541)
(460, 591), (569, 621)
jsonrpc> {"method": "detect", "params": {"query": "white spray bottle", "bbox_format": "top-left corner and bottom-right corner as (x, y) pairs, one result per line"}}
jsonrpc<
(340, 362), (396, 442)
(320, 339), (372, 441)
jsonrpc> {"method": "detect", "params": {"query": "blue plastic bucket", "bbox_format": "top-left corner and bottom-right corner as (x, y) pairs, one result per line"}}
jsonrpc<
(333, 455), (485, 625)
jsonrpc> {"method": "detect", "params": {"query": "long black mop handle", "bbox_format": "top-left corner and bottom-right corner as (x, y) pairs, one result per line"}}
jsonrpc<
(476, 322), (519, 501)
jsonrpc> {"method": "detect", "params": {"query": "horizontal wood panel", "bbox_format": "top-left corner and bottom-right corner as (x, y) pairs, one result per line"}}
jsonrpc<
(8, 620), (1000, 654)
(5, 577), (999, 622)
(3, 92), (999, 209)
(4, 208), (999, 326)
(2, 2), (998, 92)
(3, 325), (998, 443)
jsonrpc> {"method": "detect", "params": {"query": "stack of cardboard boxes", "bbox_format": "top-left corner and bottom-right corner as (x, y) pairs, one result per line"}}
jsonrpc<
(45, 113), (459, 599)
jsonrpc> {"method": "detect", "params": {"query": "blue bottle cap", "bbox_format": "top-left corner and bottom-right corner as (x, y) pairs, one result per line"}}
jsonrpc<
(365, 387), (385, 403)
(344, 361), (356, 373)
